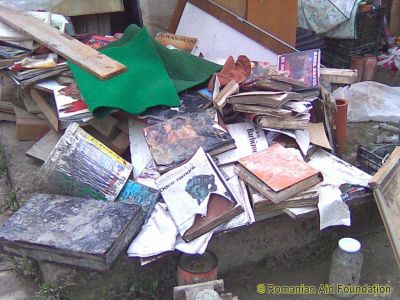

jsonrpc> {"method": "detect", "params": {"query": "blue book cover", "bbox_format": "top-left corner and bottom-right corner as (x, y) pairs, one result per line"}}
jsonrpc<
(117, 180), (160, 222)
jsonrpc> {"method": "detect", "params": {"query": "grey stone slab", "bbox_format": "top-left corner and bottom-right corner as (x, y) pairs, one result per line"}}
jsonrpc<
(0, 194), (143, 271)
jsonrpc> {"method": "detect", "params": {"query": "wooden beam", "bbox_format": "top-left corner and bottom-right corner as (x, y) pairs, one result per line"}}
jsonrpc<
(14, 106), (50, 141)
(168, 0), (295, 54)
(30, 88), (60, 132)
(0, 5), (126, 80)
(370, 146), (400, 189)
(320, 68), (358, 85)
(168, 0), (188, 33)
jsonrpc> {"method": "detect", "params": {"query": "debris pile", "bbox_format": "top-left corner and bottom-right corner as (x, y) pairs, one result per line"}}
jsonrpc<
(0, 4), (376, 278)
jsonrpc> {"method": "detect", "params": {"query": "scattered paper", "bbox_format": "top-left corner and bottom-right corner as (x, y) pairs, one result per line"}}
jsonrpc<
(129, 119), (153, 179)
(318, 185), (351, 230)
(155, 147), (236, 236)
(127, 203), (177, 258)
(175, 232), (214, 255)
(265, 128), (310, 156)
(222, 176), (255, 230)
(307, 122), (332, 150)
(214, 122), (268, 165)
(308, 149), (372, 187)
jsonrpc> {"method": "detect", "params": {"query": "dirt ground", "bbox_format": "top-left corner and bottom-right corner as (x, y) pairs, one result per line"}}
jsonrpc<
(225, 225), (400, 300)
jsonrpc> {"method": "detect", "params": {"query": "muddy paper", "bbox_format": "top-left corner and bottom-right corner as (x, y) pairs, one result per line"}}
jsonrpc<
(318, 185), (351, 230)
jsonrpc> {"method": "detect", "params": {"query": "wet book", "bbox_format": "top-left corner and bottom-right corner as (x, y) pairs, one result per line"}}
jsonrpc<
(117, 179), (161, 222)
(143, 108), (235, 172)
(277, 49), (320, 88)
(38, 123), (132, 202)
(0, 194), (143, 271)
(235, 144), (322, 203)
(254, 113), (311, 130)
(250, 185), (319, 214)
(155, 147), (243, 242)
(227, 91), (292, 107)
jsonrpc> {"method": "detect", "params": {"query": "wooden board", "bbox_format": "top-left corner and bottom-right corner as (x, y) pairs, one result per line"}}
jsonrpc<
(0, 112), (16, 122)
(370, 147), (400, 268)
(0, 5), (126, 80)
(14, 106), (50, 141)
(21, 90), (41, 114)
(51, 0), (124, 16)
(390, 0), (400, 37)
(320, 68), (358, 84)
(88, 115), (119, 138)
(213, 0), (247, 17)
(25, 129), (61, 163)
(30, 88), (60, 132)
(170, 0), (295, 56)
(0, 101), (15, 114)
(247, 0), (297, 47)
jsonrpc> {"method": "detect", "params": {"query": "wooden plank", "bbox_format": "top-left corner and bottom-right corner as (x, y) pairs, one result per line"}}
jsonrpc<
(0, 5), (126, 80)
(320, 68), (358, 84)
(169, 0), (295, 55)
(213, 0), (247, 17)
(30, 88), (60, 132)
(0, 112), (16, 122)
(51, 0), (124, 16)
(14, 106), (50, 141)
(0, 101), (15, 114)
(370, 147), (400, 189)
(26, 129), (61, 163)
(110, 130), (130, 155)
(370, 147), (400, 268)
(168, 0), (188, 33)
(88, 115), (119, 138)
(20, 90), (41, 114)
(247, 0), (297, 47)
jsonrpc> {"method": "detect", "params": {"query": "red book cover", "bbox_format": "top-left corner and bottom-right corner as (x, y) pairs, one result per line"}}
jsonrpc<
(238, 143), (320, 192)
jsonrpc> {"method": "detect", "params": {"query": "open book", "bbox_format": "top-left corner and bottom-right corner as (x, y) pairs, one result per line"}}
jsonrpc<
(155, 147), (243, 242)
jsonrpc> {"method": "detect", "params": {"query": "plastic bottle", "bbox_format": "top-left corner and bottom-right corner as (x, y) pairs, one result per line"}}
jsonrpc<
(328, 238), (363, 299)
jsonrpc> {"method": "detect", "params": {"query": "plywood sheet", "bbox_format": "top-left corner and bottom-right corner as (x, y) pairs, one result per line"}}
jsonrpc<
(176, 2), (279, 62)
(247, 0), (297, 47)
(213, 0), (247, 17)
(370, 147), (400, 268)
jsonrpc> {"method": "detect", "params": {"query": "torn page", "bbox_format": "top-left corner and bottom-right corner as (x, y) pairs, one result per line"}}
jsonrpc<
(308, 149), (372, 186)
(155, 147), (236, 236)
(265, 128), (310, 156)
(127, 203), (177, 258)
(318, 185), (351, 230)
(307, 122), (332, 150)
(175, 231), (214, 255)
(214, 122), (268, 165)
(129, 119), (153, 179)
(221, 175), (255, 230)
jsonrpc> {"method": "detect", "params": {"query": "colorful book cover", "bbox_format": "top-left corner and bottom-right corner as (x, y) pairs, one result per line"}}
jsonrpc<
(143, 108), (235, 171)
(39, 123), (132, 201)
(278, 49), (320, 88)
(54, 85), (92, 121)
(117, 179), (161, 222)
(155, 147), (237, 237)
(238, 143), (320, 192)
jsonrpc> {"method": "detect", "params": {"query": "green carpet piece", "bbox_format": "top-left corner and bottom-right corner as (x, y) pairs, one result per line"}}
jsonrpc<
(69, 25), (221, 118)
(68, 28), (179, 118)
(102, 24), (222, 93)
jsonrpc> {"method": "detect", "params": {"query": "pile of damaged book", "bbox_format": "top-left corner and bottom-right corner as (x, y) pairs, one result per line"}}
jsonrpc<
(0, 4), (372, 273)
